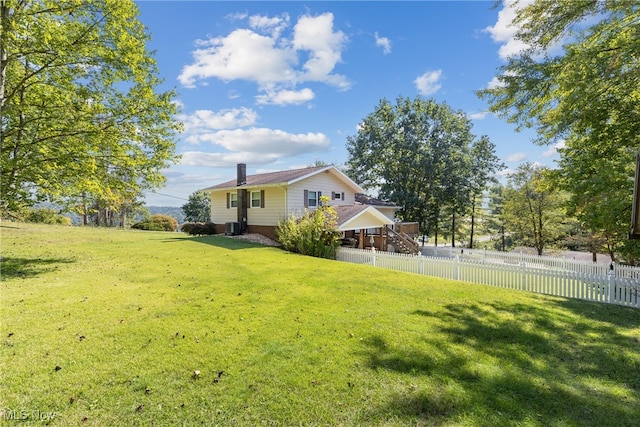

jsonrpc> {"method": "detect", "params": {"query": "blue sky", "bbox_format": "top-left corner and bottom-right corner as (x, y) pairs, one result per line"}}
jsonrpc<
(136, 0), (560, 207)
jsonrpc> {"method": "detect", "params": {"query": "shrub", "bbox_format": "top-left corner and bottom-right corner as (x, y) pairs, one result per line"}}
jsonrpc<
(181, 222), (217, 235)
(24, 208), (71, 225)
(132, 214), (178, 232)
(276, 196), (341, 259)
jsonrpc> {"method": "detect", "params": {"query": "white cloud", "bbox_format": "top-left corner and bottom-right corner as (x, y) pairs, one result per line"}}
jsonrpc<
(506, 152), (527, 162)
(468, 111), (490, 120)
(256, 88), (315, 106)
(542, 140), (566, 157)
(292, 13), (350, 90)
(178, 28), (296, 88)
(190, 127), (329, 154)
(178, 12), (350, 104)
(375, 32), (391, 55)
(180, 151), (270, 168)
(180, 127), (331, 167)
(181, 107), (258, 135)
(414, 70), (442, 95)
(484, 0), (533, 60)
(496, 168), (516, 180)
(487, 75), (504, 89)
(249, 13), (290, 39)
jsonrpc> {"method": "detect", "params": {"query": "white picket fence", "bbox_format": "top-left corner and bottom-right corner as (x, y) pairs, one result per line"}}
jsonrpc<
(418, 246), (640, 279)
(336, 247), (640, 308)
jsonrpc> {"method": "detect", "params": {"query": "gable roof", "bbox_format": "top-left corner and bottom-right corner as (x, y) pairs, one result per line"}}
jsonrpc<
(334, 205), (395, 231)
(200, 165), (364, 193)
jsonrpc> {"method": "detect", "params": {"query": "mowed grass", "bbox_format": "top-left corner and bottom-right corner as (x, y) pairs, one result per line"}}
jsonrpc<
(1, 224), (639, 426)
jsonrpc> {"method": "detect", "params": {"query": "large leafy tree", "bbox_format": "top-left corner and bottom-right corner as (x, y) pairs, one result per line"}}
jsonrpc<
(345, 96), (501, 245)
(503, 163), (568, 255)
(0, 0), (181, 216)
(477, 1), (639, 257)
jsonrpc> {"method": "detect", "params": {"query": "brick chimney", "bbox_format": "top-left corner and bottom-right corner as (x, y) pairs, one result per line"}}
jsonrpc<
(237, 163), (248, 233)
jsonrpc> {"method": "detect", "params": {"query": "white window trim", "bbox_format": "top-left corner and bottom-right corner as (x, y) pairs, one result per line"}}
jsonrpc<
(251, 191), (262, 208)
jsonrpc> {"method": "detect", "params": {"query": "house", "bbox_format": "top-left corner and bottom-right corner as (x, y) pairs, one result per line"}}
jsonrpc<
(199, 164), (419, 253)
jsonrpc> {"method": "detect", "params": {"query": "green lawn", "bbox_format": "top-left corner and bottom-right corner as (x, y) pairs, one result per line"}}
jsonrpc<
(1, 223), (639, 426)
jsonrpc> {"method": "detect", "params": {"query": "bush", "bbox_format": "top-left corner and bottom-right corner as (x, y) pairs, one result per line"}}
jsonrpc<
(24, 208), (71, 225)
(132, 214), (178, 232)
(276, 196), (341, 259)
(180, 222), (217, 235)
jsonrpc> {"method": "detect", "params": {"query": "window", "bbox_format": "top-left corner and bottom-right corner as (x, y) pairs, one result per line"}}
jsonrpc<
(308, 191), (317, 207)
(251, 191), (262, 208)
(332, 191), (344, 200)
(304, 190), (322, 208)
(230, 192), (237, 208)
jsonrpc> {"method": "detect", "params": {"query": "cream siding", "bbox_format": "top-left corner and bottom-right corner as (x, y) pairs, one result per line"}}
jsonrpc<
(287, 171), (357, 216)
(209, 191), (236, 224)
(247, 187), (287, 225)
(376, 206), (398, 221)
(206, 167), (364, 227)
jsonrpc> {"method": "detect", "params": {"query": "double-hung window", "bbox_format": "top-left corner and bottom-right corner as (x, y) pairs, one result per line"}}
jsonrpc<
(308, 191), (317, 207)
(251, 190), (264, 208)
(304, 190), (322, 208)
(229, 192), (237, 208)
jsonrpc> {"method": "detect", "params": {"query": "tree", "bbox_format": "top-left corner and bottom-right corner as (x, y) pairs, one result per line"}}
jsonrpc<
(555, 140), (640, 262)
(502, 163), (568, 255)
(467, 136), (504, 248)
(486, 183), (509, 252)
(477, 1), (639, 256)
(0, 0), (181, 216)
(345, 96), (501, 246)
(182, 191), (211, 223)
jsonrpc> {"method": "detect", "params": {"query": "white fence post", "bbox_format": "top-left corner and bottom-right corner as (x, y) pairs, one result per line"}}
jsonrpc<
(372, 246), (377, 267)
(454, 255), (460, 280)
(608, 270), (615, 304)
(521, 261), (527, 291)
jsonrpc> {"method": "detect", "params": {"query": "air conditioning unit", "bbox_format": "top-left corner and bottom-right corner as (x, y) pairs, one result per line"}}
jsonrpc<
(225, 221), (241, 236)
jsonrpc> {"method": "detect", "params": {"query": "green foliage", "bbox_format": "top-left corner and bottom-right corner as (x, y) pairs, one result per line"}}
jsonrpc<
(477, 1), (639, 261)
(180, 222), (217, 236)
(132, 214), (177, 232)
(21, 207), (71, 225)
(503, 163), (570, 255)
(345, 96), (502, 245)
(485, 184), (510, 252)
(181, 192), (211, 223)
(0, 0), (182, 216)
(276, 196), (341, 259)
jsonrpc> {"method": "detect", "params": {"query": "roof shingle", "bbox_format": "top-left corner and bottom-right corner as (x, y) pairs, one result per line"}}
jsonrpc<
(201, 165), (329, 191)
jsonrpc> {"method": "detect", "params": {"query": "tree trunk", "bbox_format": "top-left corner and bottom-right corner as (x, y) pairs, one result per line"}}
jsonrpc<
(434, 217), (439, 247)
(469, 198), (476, 249)
(451, 213), (456, 247)
(0, 1), (10, 154)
